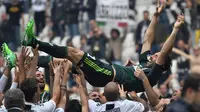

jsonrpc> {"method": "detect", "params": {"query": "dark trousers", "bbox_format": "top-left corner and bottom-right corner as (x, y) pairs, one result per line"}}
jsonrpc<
(53, 22), (65, 38)
(34, 11), (45, 36)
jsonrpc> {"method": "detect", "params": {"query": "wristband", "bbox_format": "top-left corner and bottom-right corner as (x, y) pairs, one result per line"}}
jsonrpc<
(60, 87), (67, 91)
(142, 77), (147, 82)
(60, 85), (66, 88)
(10, 82), (18, 89)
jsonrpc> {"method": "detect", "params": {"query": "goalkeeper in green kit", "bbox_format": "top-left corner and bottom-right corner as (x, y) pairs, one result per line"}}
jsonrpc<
(2, 1), (185, 92)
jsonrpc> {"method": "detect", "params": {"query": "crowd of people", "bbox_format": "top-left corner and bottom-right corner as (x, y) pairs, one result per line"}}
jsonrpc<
(0, 0), (200, 112)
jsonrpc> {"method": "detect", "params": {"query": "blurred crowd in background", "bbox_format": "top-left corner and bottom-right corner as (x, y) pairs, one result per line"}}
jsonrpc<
(0, 0), (200, 111)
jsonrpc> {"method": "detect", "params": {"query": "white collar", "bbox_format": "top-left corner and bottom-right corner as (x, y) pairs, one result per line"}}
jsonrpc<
(25, 102), (35, 106)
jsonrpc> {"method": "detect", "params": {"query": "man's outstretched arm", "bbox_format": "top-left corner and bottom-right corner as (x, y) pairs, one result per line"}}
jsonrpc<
(134, 68), (160, 106)
(157, 15), (185, 65)
(172, 48), (193, 60)
(26, 45), (39, 78)
(141, 0), (165, 54)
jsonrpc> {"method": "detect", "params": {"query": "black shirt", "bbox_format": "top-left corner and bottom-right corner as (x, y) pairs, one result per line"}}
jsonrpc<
(88, 34), (108, 59)
(6, 3), (23, 25)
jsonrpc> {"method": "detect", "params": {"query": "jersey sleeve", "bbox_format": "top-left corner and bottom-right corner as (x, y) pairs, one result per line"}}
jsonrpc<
(54, 108), (65, 112)
(127, 101), (145, 112)
(0, 75), (8, 92)
(139, 50), (151, 66)
(37, 100), (56, 112)
(88, 99), (98, 112)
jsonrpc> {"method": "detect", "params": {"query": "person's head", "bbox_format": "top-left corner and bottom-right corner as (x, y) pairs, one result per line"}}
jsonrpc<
(143, 10), (149, 20)
(177, 40), (186, 50)
(1, 13), (8, 21)
(193, 45), (200, 57)
(4, 88), (25, 112)
(148, 52), (172, 70)
(160, 84), (168, 96)
(103, 82), (120, 101)
(48, 30), (55, 39)
(181, 74), (200, 104)
(45, 16), (53, 27)
(66, 99), (81, 112)
(171, 89), (181, 100)
(186, 0), (192, 8)
(89, 91), (100, 102)
(90, 20), (97, 30)
(93, 27), (100, 37)
(80, 35), (88, 45)
(111, 29), (120, 39)
(35, 70), (45, 91)
(20, 78), (40, 103)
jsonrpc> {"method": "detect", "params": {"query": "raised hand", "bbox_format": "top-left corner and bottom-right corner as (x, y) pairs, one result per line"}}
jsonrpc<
(18, 47), (30, 66)
(75, 66), (87, 93)
(134, 68), (147, 81)
(61, 59), (69, 74)
(118, 84), (127, 98)
(51, 61), (62, 77)
(124, 59), (136, 67)
(26, 44), (39, 78)
(32, 44), (39, 57)
(174, 14), (184, 29)
(155, 0), (166, 16)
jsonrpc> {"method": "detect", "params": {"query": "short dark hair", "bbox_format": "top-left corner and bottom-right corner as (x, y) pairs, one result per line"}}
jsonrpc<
(80, 35), (87, 40)
(163, 55), (172, 71)
(20, 78), (38, 102)
(111, 29), (120, 37)
(181, 74), (200, 97)
(4, 88), (25, 111)
(66, 99), (81, 112)
(143, 10), (149, 14)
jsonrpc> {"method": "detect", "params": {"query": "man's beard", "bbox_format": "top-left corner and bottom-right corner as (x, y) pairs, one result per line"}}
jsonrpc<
(190, 103), (200, 112)
(39, 84), (45, 91)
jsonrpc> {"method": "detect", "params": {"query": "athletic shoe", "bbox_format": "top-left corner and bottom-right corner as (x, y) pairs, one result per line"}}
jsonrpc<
(1, 43), (16, 68)
(22, 18), (36, 46)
